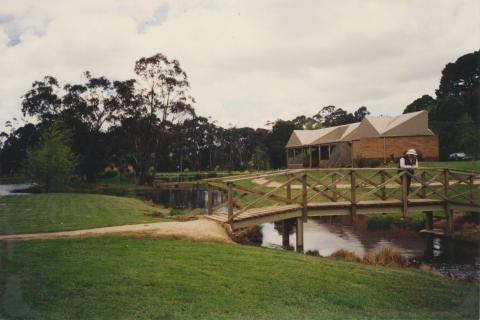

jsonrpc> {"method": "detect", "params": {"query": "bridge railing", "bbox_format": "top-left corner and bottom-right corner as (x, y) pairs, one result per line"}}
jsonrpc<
(207, 167), (480, 222)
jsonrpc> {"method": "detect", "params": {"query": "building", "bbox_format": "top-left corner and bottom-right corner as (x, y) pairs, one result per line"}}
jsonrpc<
(286, 110), (438, 168)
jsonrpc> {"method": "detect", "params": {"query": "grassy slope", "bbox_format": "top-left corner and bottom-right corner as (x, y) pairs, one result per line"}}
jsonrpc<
(1, 237), (477, 320)
(0, 193), (165, 235)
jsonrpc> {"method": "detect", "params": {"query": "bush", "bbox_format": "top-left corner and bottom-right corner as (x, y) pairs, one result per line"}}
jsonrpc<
(362, 250), (376, 265)
(368, 159), (382, 168)
(305, 250), (321, 257)
(100, 170), (119, 179)
(329, 246), (409, 268)
(330, 249), (361, 262)
(354, 156), (368, 168)
(25, 122), (76, 192)
(375, 246), (409, 267)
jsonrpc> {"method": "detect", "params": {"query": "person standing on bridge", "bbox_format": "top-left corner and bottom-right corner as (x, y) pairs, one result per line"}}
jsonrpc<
(399, 149), (418, 194)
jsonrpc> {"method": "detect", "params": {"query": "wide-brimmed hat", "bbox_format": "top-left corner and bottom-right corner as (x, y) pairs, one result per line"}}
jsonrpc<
(406, 149), (417, 156)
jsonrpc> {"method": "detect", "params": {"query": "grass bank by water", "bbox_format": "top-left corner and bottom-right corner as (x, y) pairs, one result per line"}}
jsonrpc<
(1, 237), (477, 320)
(0, 193), (165, 235)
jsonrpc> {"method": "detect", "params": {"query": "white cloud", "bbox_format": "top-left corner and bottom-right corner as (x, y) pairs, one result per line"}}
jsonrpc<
(0, 0), (478, 132)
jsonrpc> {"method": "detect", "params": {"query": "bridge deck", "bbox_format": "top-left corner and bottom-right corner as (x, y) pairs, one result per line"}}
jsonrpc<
(205, 198), (447, 229)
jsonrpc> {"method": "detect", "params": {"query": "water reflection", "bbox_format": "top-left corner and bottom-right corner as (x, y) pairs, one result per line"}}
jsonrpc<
(153, 187), (226, 210)
(261, 216), (479, 279)
(0, 184), (34, 196)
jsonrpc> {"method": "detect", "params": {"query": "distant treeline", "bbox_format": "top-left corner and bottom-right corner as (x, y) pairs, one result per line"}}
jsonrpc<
(0, 51), (478, 184)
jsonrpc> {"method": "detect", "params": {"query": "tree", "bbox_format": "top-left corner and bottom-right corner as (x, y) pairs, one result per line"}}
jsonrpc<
(314, 106), (357, 127)
(0, 123), (40, 176)
(21, 76), (62, 122)
(403, 95), (436, 114)
(264, 120), (297, 168)
(352, 106), (370, 122)
(456, 114), (480, 159)
(25, 122), (76, 192)
(436, 50), (480, 99)
(420, 50), (480, 159)
(113, 53), (196, 183)
(250, 146), (270, 170)
(21, 72), (118, 181)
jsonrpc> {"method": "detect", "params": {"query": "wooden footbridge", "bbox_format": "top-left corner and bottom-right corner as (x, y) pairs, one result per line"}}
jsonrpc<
(205, 168), (480, 250)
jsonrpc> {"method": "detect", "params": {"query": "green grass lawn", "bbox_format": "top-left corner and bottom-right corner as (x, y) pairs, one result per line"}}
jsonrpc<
(1, 237), (477, 320)
(422, 161), (480, 171)
(67, 175), (154, 199)
(0, 193), (166, 235)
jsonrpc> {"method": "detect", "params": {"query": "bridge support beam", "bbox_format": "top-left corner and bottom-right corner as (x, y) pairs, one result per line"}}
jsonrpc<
(446, 204), (454, 234)
(423, 211), (433, 231)
(282, 220), (290, 248)
(296, 217), (304, 252)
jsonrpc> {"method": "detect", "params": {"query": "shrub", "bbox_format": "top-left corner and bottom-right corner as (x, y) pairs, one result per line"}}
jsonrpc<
(25, 122), (76, 192)
(306, 250), (321, 256)
(354, 156), (368, 168)
(101, 170), (119, 179)
(368, 159), (382, 168)
(418, 264), (432, 272)
(375, 246), (409, 267)
(330, 249), (361, 262)
(362, 250), (376, 265)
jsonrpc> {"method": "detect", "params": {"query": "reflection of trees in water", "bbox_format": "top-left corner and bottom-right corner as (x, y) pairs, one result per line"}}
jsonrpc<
(423, 235), (478, 265)
(153, 188), (226, 210)
(306, 216), (427, 257)
(273, 219), (296, 236)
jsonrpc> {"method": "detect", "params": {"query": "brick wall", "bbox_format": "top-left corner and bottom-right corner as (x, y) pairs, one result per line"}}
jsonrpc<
(351, 135), (439, 164)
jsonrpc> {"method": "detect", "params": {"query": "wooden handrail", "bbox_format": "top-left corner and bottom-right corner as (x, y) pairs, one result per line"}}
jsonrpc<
(232, 175), (298, 218)
(206, 168), (479, 223)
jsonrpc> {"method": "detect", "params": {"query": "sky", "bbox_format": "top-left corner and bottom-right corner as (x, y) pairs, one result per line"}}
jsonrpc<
(0, 0), (478, 132)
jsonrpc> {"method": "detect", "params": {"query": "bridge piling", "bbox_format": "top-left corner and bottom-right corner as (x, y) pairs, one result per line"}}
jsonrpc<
(424, 211), (433, 230)
(302, 172), (308, 222)
(446, 204), (454, 234)
(350, 170), (357, 223)
(402, 172), (408, 218)
(207, 184), (213, 215)
(282, 220), (290, 247)
(296, 217), (304, 252)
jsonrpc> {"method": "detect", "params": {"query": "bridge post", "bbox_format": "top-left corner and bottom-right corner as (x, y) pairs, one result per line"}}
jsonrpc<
(296, 217), (304, 252)
(402, 171), (408, 218)
(350, 170), (357, 222)
(282, 219), (290, 247)
(332, 172), (337, 202)
(420, 170), (426, 199)
(207, 184), (213, 215)
(424, 211), (433, 230)
(380, 170), (386, 200)
(302, 172), (308, 222)
(444, 169), (449, 200)
(446, 204), (454, 234)
(469, 174), (474, 205)
(286, 176), (292, 204)
(227, 182), (233, 222)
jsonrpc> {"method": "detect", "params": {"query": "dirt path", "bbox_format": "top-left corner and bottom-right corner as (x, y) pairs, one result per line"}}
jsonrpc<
(0, 218), (233, 243)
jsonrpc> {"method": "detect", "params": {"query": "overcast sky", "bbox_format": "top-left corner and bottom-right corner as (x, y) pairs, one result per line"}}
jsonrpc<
(0, 0), (478, 132)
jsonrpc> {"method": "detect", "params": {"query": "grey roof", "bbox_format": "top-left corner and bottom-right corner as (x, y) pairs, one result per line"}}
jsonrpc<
(286, 110), (434, 148)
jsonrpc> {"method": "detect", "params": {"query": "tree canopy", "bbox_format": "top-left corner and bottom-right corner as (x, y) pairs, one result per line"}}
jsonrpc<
(1, 50), (477, 182)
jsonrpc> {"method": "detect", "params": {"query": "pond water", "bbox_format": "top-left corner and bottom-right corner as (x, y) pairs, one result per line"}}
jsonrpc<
(154, 187), (479, 279)
(0, 183), (34, 196)
(261, 216), (479, 279)
(153, 187), (227, 211)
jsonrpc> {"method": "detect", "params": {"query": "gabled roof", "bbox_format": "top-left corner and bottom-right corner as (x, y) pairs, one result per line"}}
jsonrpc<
(286, 111), (433, 148)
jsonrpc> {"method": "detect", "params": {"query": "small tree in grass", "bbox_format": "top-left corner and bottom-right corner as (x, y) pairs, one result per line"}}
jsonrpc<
(26, 122), (76, 192)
